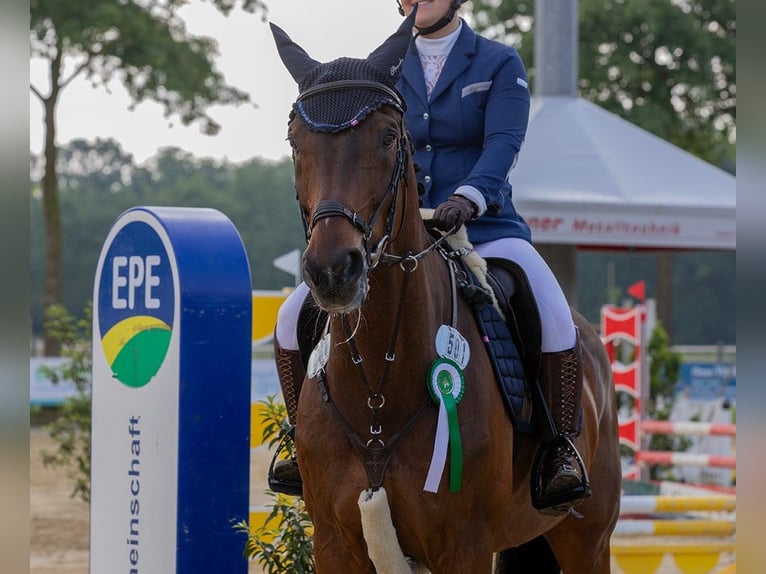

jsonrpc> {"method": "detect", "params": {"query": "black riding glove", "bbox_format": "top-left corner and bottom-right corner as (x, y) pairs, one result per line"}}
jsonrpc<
(432, 194), (477, 232)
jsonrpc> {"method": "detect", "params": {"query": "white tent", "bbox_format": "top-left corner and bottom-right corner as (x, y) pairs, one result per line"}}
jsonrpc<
(512, 96), (736, 251)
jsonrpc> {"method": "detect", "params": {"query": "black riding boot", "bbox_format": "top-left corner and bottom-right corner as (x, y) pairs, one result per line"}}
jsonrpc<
(268, 338), (305, 495)
(533, 332), (591, 515)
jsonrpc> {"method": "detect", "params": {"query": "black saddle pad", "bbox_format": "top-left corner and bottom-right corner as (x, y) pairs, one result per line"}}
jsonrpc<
(460, 262), (535, 435)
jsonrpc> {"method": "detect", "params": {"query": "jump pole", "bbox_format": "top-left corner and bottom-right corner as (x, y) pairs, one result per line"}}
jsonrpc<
(90, 207), (252, 574)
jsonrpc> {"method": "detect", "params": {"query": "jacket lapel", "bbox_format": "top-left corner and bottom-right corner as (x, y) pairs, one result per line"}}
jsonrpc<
(401, 43), (429, 108)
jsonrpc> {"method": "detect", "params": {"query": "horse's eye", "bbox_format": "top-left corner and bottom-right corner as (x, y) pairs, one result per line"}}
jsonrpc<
(383, 132), (397, 149)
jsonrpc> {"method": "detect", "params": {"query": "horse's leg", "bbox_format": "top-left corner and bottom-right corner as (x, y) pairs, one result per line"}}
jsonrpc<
(424, 548), (494, 574)
(541, 313), (621, 573)
(546, 470), (620, 572)
(494, 536), (560, 574)
(542, 451), (620, 570)
(543, 463), (620, 574)
(544, 521), (613, 574)
(311, 522), (377, 574)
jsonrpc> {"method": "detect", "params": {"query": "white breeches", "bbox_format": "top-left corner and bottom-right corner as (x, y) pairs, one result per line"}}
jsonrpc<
(274, 237), (575, 353)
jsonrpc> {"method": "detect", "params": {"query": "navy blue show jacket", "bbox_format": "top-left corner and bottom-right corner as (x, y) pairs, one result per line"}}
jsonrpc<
(397, 20), (533, 244)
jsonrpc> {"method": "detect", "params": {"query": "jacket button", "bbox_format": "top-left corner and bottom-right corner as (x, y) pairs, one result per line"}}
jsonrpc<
(422, 112), (429, 120)
(424, 176), (431, 183)
(425, 145), (432, 152)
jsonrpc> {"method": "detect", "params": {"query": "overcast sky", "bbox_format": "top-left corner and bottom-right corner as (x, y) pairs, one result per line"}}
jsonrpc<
(29, 1), (403, 164)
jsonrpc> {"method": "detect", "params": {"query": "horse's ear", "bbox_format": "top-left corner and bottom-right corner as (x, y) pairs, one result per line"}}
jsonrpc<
(270, 22), (321, 85)
(366, 7), (417, 82)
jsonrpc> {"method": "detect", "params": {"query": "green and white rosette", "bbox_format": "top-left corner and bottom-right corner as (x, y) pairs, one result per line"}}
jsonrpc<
(424, 357), (465, 493)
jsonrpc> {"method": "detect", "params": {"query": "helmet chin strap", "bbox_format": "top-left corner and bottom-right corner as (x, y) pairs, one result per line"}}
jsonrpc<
(398, 1), (463, 37)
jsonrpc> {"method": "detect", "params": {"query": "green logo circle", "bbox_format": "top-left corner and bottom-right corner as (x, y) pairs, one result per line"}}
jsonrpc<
(437, 370), (454, 394)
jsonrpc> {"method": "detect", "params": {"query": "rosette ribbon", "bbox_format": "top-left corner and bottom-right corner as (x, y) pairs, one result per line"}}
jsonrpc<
(423, 358), (465, 493)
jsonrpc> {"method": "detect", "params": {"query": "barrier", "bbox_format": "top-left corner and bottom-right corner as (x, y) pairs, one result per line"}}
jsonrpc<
(657, 480), (736, 497)
(614, 494), (736, 573)
(614, 520), (735, 537)
(619, 495), (736, 514)
(90, 207), (252, 574)
(610, 543), (735, 574)
(634, 451), (736, 469)
(640, 420), (736, 437)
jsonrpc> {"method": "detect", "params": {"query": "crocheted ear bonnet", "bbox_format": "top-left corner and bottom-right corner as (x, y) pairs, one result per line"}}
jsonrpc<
(270, 10), (416, 132)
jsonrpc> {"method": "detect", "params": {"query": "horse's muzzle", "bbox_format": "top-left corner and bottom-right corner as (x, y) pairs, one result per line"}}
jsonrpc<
(303, 247), (368, 313)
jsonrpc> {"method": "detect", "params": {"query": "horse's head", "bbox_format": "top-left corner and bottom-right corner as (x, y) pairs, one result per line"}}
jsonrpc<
(271, 13), (416, 314)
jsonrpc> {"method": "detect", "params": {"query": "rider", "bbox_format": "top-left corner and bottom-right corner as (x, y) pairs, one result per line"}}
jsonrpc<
(271, 0), (589, 515)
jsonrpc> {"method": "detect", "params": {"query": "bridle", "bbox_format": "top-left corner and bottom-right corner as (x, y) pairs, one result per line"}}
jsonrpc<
(290, 77), (480, 491)
(295, 80), (411, 270)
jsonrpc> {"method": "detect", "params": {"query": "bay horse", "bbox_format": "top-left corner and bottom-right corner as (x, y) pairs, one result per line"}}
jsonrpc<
(271, 11), (621, 573)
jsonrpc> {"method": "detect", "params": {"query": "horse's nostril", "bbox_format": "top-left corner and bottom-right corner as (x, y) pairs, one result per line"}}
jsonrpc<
(305, 249), (364, 290)
(338, 250), (364, 284)
(304, 257), (328, 290)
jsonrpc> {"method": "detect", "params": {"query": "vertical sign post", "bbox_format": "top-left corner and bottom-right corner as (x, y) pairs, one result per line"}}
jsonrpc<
(90, 207), (252, 574)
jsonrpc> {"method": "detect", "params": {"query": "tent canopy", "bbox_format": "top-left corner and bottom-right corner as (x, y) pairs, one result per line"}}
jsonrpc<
(512, 96), (736, 250)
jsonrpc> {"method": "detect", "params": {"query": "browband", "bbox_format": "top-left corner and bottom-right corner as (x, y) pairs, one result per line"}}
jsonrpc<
(297, 80), (406, 112)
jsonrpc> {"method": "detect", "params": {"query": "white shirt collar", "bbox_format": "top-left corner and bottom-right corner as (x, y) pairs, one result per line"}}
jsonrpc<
(414, 20), (462, 57)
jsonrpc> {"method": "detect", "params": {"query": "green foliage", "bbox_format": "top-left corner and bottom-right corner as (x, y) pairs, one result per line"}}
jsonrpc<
(29, 0), (269, 352)
(469, 0), (735, 167)
(30, 0), (267, 135)
(234, 493), (315, 574)
(647, 323), (682, 406)
(645, 323), (690, 480)
(38, 304), (93, 502)
(235, 397), (314, 571)
(258, 395), (294, 456)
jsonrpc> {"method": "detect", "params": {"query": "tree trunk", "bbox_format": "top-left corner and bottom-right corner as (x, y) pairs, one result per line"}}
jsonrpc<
(41, 50), (63, 356)
(656, 252), (673, 341)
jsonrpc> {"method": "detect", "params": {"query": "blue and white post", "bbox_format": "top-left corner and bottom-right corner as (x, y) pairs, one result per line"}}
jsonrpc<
(90, 207), (252, 574)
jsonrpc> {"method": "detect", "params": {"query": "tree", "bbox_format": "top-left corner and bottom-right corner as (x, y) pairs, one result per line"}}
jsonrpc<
(29, 139), (305, 336)
(645, 322), (688, 481)
(29, 0), (268, 354)
(469, 0), (735, 166)
(38, 304), (94, 502)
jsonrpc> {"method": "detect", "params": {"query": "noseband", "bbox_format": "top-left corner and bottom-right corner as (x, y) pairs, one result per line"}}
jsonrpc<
(295, 80), (410, 269)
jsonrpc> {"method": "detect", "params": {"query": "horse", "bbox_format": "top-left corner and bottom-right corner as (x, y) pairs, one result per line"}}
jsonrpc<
(270, 12), (621, 573)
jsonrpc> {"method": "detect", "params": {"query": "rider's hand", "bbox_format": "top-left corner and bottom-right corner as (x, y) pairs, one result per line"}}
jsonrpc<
(433, 194), (477, 232)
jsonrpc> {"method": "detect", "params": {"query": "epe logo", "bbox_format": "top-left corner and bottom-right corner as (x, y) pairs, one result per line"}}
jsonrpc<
(97, 220), (174, 388)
